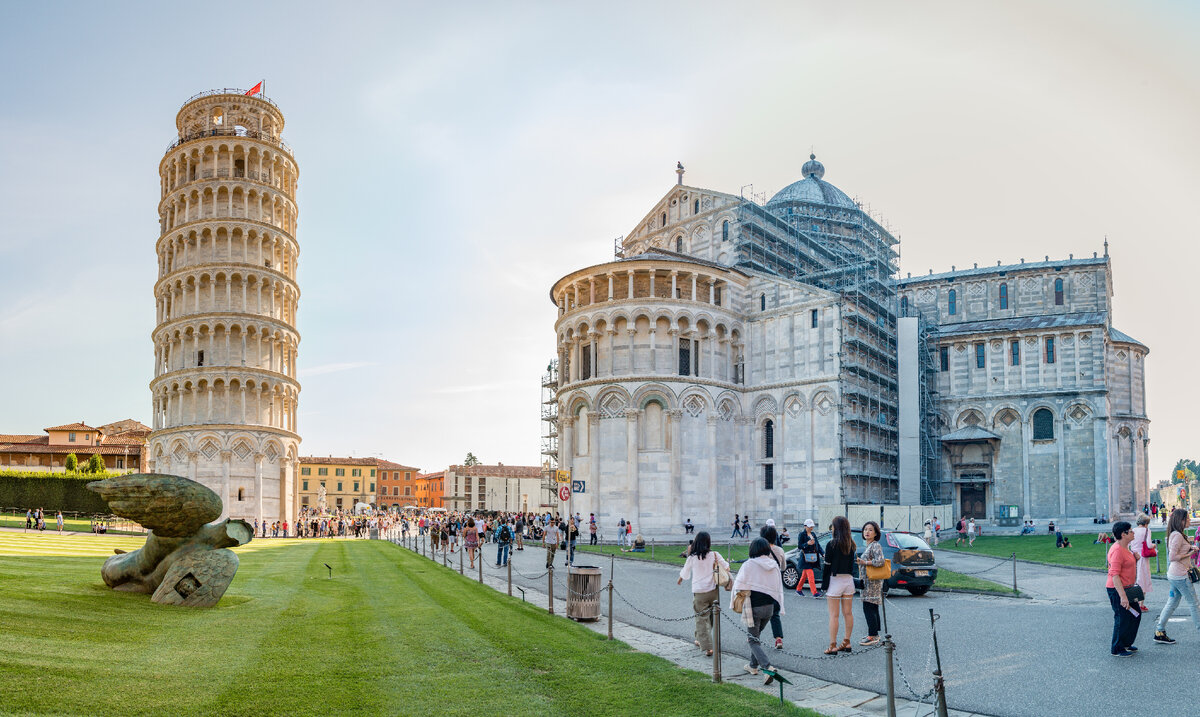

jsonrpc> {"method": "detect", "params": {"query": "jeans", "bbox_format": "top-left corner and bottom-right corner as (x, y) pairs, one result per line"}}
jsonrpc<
(497, 543), (510, 566)
(617, 531), (627, 547)
(692, 589), (719, 652)
(731, 528), (740, 538)
(1107, 587), (1142, 653)
(863, 601), (881, 637)
(769, 603), (782, 640)
(590, 533), (597, 545)
(1156, 576), (1200, 632)
(747, 604), (774, 669)
(566, 540), (576, 565)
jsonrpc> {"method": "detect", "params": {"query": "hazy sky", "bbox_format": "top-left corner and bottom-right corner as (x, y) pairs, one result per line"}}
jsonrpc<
(1, 1), (1196, 484)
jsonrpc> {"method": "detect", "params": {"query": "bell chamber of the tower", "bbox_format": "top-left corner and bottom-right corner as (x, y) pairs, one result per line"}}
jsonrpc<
(149, 88), (302, 527)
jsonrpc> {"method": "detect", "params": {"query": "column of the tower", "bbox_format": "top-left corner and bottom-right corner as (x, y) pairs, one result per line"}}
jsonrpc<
(148, 89), (301, 526)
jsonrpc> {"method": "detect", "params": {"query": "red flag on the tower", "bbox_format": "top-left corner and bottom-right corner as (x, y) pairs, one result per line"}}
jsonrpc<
(245, 81), (263, 97)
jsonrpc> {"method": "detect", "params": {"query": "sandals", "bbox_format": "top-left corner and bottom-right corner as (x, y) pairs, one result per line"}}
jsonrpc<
(823, 642), (839, 655)
(839, 639), (853, 653)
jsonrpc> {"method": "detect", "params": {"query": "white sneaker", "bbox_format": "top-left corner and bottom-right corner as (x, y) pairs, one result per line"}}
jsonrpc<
(744, 663), (759, 676)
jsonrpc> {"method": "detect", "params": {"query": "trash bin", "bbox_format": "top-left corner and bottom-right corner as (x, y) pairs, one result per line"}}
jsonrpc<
(566, 565), (602, 621)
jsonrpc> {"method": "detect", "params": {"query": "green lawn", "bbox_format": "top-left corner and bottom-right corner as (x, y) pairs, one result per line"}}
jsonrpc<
(0, 533), (816, 716)
(939, 532), (1174, 574)
(573, 542), (1015, 594)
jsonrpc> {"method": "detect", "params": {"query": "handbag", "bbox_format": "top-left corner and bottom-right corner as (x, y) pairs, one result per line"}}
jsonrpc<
(1141, 539), (1157, 558)
(803, 551), (818, 565)
(1188, 566), (1200, 584)
(713, 557), (732, 591)
(731, 589), (749, 614)
(1124, 585), (1145, 604)
(865, 558), (892, 582)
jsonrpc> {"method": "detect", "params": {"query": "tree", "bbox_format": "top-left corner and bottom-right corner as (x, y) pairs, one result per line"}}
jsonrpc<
(1171, 459), (1199, 483)
(65, 453), (78, 472)
(86, 454), (105, 474)
(463, 452), (480, 466)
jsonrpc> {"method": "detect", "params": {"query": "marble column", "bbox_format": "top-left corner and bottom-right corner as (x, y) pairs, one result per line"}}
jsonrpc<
(668, 408), (683, 527)
(626, 409), (640, 532)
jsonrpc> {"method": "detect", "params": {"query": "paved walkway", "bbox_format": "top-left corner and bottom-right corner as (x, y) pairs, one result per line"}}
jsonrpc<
(395, 536), (981, 717)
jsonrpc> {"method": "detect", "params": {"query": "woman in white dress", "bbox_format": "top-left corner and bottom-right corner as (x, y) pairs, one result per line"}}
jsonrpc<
(1129, 512), (1154, 612)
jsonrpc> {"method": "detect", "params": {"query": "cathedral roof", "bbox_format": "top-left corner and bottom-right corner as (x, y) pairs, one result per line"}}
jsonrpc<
(766, 154), (857, 209)
(1109, 327), (1147, 349)
(940, 426), (1001, 442)
(932, 311), (1106, 337)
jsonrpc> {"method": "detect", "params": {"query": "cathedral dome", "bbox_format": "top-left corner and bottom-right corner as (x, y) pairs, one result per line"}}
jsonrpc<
(766, 154), (857, 209)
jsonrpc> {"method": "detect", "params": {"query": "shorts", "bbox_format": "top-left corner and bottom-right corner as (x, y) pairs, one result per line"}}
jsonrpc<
(958, 532), (967, 539)
(826, 575), (855, 598)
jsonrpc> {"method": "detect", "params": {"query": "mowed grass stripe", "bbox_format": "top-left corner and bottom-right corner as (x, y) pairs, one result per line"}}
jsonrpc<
(0, 534), (815, 716)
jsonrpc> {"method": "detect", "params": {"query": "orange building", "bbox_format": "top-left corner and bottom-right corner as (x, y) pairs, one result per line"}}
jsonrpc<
(377, 460), (421, 508)
(0, 420), (149, 472)
(414, 471), (445, 509)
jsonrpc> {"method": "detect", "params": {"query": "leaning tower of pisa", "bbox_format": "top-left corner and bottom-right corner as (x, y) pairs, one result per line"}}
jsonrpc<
(148, 88), (301, 526)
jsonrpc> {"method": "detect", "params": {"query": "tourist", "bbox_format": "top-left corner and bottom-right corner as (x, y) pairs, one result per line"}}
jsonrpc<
(448, 520), (458, 552)
(741, 515), (750, 537)
(496, 520), (512, 567)
(463, 517), (478, 568)
(677, 531), (728, 657)
(515, 515), (526, 551)
(1107, 520), (1142, 657)
(955, 517), (967, 547)
(932, 516), (941, 546)
(617, 517), (628, 547)
(731, 514), (741, 538)
(631, 534), (646, 552)
(1130, 513), (1154, 612)
(822, 515), (857, 655)
(25, 509), (32, 532)
(730, 537), (783, 684)
(55, 511), (63, 534)
(565, 519), (578, 566)
(923, 520), (934, 543)
(589, 516), (598, 545)
(1154, 508), (1200, 645)
(544, 519), (560, 569)
(626, 520), (633, 545)
(967, 518), (977, 546)
(778, 526), (790, 546)
(857, 521), (886, 647)
(795, 519), (823, 598)
(760, 524), (787, 650)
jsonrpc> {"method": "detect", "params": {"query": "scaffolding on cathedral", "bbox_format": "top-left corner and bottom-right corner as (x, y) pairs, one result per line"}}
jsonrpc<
(733, 189), (904, 504)
(539, 359), (560, 508)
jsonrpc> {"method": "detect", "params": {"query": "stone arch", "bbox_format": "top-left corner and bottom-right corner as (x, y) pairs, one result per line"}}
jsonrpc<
(956, 408), (986, 428)
(991, 405), (1022, 429)
(753, 395), (778, 419)
(595, 386), (632, 418)
(810, 388), (836, 416)
(678, 388), (711, 418)
(781, 390), (806, 418)
(632, 383), (677, 411)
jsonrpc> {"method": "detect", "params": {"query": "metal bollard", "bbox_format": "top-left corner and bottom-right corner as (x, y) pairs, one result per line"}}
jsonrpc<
(548, 567), (555, 615)
(478, 553), (483, 584)
(508, 558), (513, 596)
(1011, 552), (1018, 594)
(443, 545), (449, 567)
(929, 608), (949, 717)
(884, 636), (897, 717)
(460, 546), (464, 575)
(651, 538), (655, 560)
(712, 600), (722, 683)
(607, 579), (614, 639)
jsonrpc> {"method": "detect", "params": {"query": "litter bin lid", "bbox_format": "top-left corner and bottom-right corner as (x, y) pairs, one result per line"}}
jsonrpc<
(569, 565), (600, 573)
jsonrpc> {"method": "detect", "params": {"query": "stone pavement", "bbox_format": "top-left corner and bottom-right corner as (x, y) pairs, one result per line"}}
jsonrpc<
(394, 536), (986, 717)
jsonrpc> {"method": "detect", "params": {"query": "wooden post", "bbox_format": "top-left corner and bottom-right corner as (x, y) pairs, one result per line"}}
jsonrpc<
(459, 545), (464, 575)
(712, 600), (722, 683)
(548, 567), (555, 615)
(477, 552), (483, 584)
(507, 557), (513, 596)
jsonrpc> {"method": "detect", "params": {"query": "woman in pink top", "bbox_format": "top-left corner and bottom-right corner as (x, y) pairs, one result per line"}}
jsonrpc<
(1153, 508), (1200, 644)
(1106, 521), (1141, 657)
(676, 531), (729, 657)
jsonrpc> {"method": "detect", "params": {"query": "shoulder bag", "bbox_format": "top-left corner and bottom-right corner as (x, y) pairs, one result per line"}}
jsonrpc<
(713, 555), (732, 591)
(1188, 566), (1200, 584)
(1124, 585), (1145, 604)
(865, 558), (892, 582)
(731, 589), (749, 614)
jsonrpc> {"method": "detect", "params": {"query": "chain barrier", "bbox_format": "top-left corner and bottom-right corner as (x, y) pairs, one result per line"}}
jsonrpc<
(937, 552), (1012, 576)
(891, 635), (937, 702)
(611, 585), (716, 622)
(715, 608), (886, 661)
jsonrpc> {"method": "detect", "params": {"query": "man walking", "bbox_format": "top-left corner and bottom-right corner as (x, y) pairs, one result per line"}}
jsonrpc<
(731, 514), (741, 538)
(589, 514), (598, 545)
(496, 520), (512, 567)
(544, 519), (560, 569)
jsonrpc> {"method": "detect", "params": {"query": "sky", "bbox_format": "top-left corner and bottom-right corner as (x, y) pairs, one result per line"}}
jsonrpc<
(0, 1), (1196, 483)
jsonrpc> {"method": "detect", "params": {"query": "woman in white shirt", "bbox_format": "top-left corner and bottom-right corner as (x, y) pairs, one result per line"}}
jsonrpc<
(1129, 513), (1154, 611)
(677, 531), (729, 657)
(1153, 508), (1199, 644)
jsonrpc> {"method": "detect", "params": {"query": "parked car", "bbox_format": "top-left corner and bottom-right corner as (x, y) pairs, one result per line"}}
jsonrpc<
(782, 529), (938, 596)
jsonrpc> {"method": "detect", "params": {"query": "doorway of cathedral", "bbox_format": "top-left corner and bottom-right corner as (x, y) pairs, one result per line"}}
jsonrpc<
(959, 481), (987, 520)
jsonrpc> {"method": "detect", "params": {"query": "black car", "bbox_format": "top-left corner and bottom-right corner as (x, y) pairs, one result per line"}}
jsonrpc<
(782, 529), (938, 596)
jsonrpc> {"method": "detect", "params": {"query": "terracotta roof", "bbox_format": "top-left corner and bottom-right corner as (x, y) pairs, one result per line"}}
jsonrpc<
(417, 471), (444, 480)
(0, 434), (43, 444)
(101, 435), (148, 446)
(449, 464), (542, 478)
(377, 460), (421, 471)
(298, 456), (381, 466)
(0, 442), (142, 456)
(44, 422), (98, 432)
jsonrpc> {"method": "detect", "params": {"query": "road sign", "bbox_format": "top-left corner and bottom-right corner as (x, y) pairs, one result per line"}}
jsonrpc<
(571, 480), (585, 494)
(558, 484), (571, 502)
(555, 469), (571, 484)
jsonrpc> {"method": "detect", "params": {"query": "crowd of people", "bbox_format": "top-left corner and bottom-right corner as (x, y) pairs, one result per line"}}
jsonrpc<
(396, 509), (613, 570)
(19, 508), (63, 533)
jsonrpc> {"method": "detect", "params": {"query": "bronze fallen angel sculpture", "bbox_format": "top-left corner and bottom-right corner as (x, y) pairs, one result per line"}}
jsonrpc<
(87, 473), (253, 607)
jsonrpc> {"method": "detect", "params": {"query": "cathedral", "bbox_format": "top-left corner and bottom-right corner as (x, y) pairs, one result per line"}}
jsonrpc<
(549, 157), (1148, 534)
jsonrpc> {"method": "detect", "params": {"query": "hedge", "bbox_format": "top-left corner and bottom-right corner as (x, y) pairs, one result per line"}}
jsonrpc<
(0, 471), (120, 513)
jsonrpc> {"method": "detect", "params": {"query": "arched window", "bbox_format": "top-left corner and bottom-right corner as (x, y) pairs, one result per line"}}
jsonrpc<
(693, 199), (700, 214)
(1032, 408), (1054, 440)
(1054, 278), (1064, 305)
(722, 221), (729, 242)
(237, 487), (245, 501)
(999, 283), (1008, 310)
(948, 289), (957, 316)
(760, 293), (766, 311)
(763, 419), (774, 458)
(900, 295), (909, 315)
(675, 236), (683, 253)
(661, 212), (667, 227)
